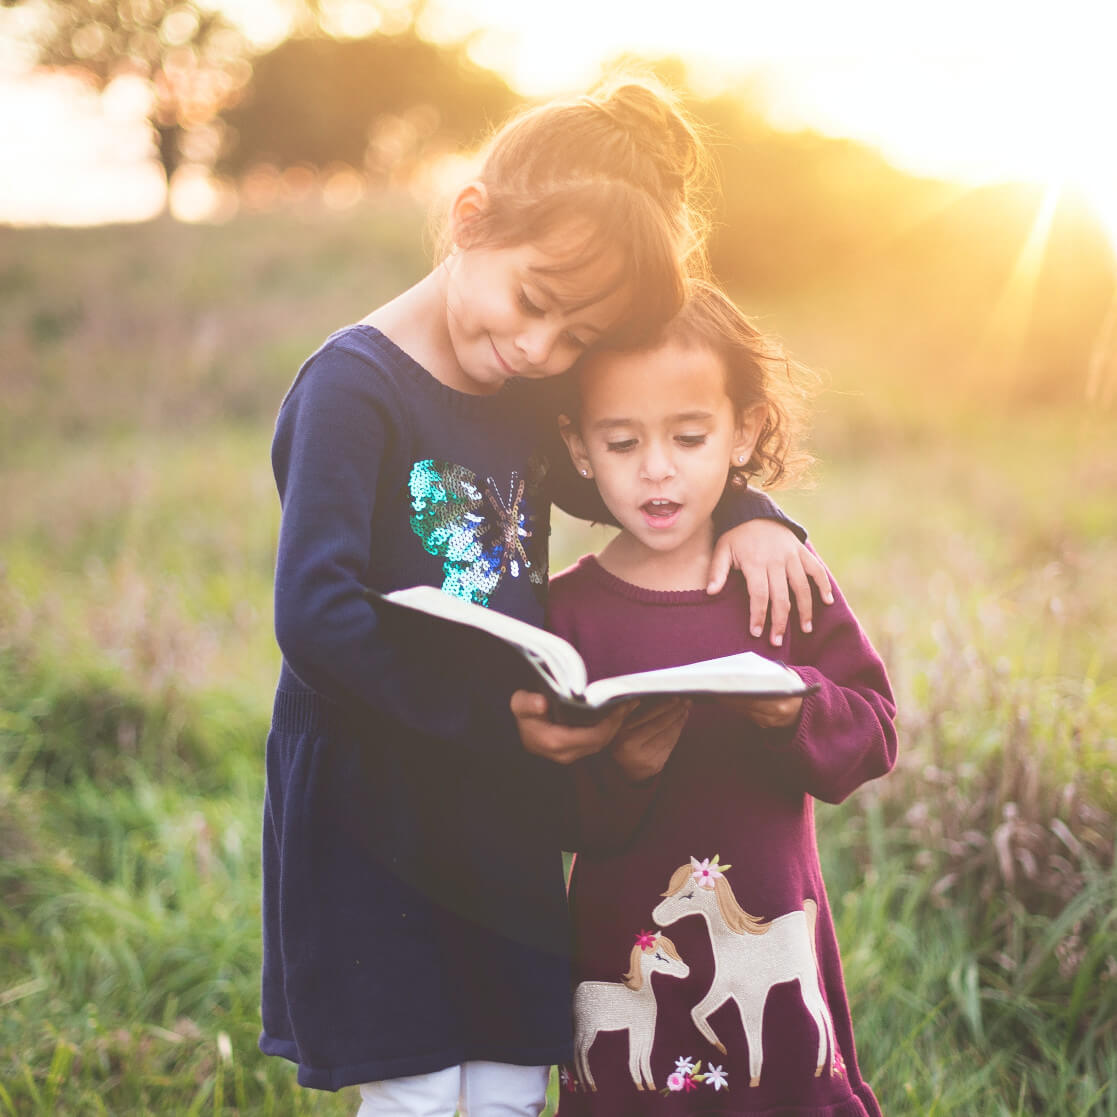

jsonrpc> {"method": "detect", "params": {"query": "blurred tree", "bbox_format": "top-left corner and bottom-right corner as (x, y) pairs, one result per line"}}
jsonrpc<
(1, 0), (250, 190)
(694, 91), (955, 296)
(217, 27), (519, 183)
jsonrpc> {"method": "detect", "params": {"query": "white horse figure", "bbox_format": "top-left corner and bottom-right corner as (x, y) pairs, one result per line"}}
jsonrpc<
(652, 857), (836, 1087)
(573, 934), (690, 1091)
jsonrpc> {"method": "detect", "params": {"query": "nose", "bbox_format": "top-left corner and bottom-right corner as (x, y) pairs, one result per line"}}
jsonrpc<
(515, 320), (561, 372)
(639, 440), (676, 483)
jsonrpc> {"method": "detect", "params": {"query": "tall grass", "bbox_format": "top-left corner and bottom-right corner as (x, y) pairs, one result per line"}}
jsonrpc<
(1, 208), (1114, 1114)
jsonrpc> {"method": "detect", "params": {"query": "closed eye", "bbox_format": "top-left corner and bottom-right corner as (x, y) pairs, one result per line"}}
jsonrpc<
(676, 434), (708, 447)
(605, 439), (638, 453)
(518, 289), (544, 315)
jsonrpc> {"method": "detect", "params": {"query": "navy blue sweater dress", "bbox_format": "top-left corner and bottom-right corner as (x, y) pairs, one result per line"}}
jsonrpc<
(259, 325), (801, 1090)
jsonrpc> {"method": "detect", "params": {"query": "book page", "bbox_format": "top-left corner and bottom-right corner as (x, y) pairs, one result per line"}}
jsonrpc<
(382, 585), (589, 698)
(582, 651), (806, 707)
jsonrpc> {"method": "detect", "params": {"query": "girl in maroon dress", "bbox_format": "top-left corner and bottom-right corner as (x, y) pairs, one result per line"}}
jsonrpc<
(549, 280), (898, 1115)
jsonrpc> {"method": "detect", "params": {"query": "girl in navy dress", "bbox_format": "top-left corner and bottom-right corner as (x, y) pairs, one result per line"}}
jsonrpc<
(261, 83), (829, 1116)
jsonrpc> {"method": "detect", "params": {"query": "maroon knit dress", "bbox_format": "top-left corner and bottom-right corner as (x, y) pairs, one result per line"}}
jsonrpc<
(548, 555), (896, 1116)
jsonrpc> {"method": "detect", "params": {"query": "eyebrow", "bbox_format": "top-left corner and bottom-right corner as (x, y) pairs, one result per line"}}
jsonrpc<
(589, 410), (717, 431)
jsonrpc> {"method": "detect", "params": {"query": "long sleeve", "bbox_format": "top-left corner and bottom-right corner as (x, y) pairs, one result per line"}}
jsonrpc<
(762, 576), (898, 804)
(713, 483), (807, 542)
(271, 345), (489, 743)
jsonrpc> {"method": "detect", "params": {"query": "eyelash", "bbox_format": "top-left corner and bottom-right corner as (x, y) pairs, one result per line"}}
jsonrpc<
(518, 290), (589, 350)
(518, 290), (543, 314)
(605, 435), (708, 453)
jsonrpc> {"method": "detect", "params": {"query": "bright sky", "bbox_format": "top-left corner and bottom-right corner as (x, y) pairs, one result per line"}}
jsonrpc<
(2, 0), (1117, 233)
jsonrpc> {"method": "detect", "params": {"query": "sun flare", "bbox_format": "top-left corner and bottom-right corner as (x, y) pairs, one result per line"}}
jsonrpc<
(3, 0), (1117, 241)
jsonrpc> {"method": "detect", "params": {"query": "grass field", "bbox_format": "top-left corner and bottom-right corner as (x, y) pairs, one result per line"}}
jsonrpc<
(1, 207), (1114, 1115)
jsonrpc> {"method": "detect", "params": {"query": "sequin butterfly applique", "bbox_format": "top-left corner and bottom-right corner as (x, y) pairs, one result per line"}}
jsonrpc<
(408, 458), (547, 606)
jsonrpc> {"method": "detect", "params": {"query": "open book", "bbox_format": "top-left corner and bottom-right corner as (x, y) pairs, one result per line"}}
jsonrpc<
(366, 585), (814, 722)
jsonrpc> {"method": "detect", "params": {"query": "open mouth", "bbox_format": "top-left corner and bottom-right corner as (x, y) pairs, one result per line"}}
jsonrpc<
(641, 498), (681, 525)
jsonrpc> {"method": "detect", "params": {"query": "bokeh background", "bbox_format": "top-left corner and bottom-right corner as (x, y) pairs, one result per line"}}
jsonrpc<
(1, 1), (1114, 1113)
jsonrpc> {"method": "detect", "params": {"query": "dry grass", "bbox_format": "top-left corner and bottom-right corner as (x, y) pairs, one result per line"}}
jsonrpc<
(1, 207), (1114, 1113)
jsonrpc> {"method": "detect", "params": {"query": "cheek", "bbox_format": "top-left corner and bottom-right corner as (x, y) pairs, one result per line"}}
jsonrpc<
(592, 458), (635, 498)
(450, 266), (504, 329)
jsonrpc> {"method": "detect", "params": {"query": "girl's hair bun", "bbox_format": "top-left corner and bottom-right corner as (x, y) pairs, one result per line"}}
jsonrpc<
(586, 78), (707, 213)
(439, 73), (714, 344)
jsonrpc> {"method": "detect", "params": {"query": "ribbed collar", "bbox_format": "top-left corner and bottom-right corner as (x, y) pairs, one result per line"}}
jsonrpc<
(572, 553), (741, 606)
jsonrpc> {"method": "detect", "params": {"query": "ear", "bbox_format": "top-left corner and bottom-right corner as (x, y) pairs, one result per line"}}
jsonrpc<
(731, 403), (766, 471)
(448, 181), (489, 248)
(558, 414), (594, 479)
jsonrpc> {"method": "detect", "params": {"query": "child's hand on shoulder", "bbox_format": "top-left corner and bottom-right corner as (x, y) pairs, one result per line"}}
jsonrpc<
(510, 691), (637, 765)
(720, 694), (803, 730)
(707, 520), (832, 648)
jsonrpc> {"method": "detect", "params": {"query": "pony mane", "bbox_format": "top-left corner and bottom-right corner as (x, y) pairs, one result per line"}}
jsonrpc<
(622, 934), (682, 989)
(623, 942), (646, 990)
(713, 875), (770, 936)
(655, 934), (681, 960)
(662, 863), (694, 896)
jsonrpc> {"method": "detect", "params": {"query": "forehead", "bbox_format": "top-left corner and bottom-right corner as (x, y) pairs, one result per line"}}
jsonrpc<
(518, 224), (631, 321)
(578, 342), (730, 419)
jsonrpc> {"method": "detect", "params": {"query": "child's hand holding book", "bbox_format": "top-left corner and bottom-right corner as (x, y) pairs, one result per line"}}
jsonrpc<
(718, 693), (804, 729)
(610, 698), (691, 782)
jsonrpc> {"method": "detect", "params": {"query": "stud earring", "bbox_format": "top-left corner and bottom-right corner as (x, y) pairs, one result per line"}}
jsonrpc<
(580, 469), (589, 477)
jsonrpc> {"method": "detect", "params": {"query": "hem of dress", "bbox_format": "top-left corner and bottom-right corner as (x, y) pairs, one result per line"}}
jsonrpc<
(259, 1032), (573, 1092)
(557, 1078), (879, 1116)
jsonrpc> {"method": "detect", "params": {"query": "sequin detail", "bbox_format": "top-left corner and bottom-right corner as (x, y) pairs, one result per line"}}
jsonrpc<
(408, 458), (547, 606)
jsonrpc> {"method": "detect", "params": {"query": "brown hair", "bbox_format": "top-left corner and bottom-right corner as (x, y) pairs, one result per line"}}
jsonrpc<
(657, 279), (815, 488)
(442, 76), (711, 346)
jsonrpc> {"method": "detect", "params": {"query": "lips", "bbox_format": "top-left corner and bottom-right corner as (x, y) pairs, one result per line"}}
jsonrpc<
(641, 498), (681, 527)
(490, 337), (517, 377)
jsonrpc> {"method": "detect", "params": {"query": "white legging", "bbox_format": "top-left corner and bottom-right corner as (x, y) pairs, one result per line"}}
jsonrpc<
(356, 1061), (550, 1117)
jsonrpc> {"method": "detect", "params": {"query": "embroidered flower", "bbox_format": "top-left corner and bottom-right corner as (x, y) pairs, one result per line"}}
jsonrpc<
(690, 855), (731, 889)
(559, 1067), (576, 1091)
(662, 1059), (707, 1095)
(705, 1064), (729, 1091)
(635, 929), (658, 951)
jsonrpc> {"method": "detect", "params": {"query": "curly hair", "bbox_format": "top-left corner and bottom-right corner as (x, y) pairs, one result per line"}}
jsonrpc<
(656, 279), (816, 489)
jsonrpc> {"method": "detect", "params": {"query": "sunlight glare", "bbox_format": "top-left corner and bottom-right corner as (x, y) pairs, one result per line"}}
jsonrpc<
(0, 71), (164, 225)
(977, 183), (1062, 383)
(4, 0), (1117, 234)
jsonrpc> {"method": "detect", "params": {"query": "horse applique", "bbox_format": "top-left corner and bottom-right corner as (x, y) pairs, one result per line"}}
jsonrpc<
(573, 933), (689, 1091)
(652, 856), (837, 1087)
